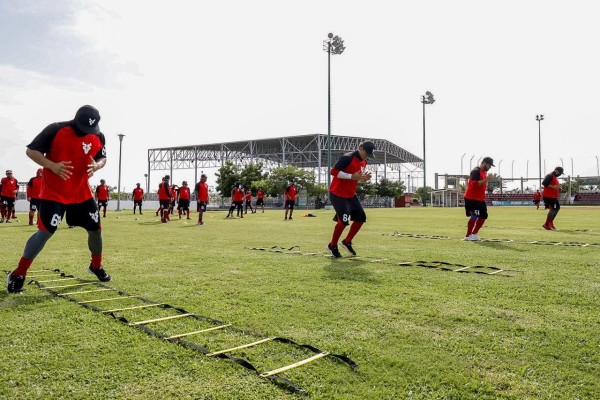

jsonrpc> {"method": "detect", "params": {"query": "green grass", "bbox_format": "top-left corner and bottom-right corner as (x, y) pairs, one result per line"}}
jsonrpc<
(1, 206), (599, 399)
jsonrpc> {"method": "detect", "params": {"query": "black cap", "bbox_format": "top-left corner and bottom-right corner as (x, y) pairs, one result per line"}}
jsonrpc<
(482, 157), (495, 166)
(555, 166), (564, 175)
(74, 105), (101, 134)
(361, 141), (376, 158)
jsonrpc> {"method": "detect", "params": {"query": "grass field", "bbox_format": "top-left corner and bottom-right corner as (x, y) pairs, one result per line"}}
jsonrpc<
(1, 206), (599, 399)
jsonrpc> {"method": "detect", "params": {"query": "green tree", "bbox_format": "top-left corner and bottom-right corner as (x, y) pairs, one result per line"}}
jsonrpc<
(267, 165), (315, 196)
(239, 162), (266, 190)
(356, 180), (377, 199)
(414, 186), (433, 204)
(215, 161), (240, 196)
(486, 173), (502, 194)
(376, 178), (405, 197)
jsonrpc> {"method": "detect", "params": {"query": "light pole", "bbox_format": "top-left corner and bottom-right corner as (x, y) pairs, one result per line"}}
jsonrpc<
(596, 155), (599, 176)
(526, 160), (529, 179)
(116, 134), (125, 211)
(460, 153), (466, 175)
(144, 173), (148, 195)
(498, 160), (503, 176)
(511, 160), (514, 179)
(536, 114), (544, 188)
(421, 91), (435, 206)
(323, 32), (346, 189)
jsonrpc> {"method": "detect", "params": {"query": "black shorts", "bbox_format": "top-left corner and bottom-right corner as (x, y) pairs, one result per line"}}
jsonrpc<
(159, 200), (171, 209)
(245, 200), (252, 206)
(30, 198), (41, 211)
(233, 201), (243, 208)
(256, 198), (264, 206)
(197, 201), (207, 212)
(464, 199), (488, 219)
(1, 196), (15, 209)
(97, 200), (108, 207)
(329, 193), (366, 225)
(533, 200), (540, 205)
(285, 200), (296, 210)
(134, 200), (143, 207)
(39, 198), (101, 234)
(178, 199), (190, 209)
(543, 197), (560, 211)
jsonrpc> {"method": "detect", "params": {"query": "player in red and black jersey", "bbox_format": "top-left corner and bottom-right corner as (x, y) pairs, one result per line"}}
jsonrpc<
(541, 166), (563, 230)
(194, 174), (209, 225)
(26, 168), (43, 225)
(132, 183), (144, 214)
(463, 157), (494, 241)
(533, 190), (542, 209)
(157, 175), (173, 223)
(7, 105), (110, 294)
(1, 169), (19, 223)
(226, 182), (245, 218)
(177, 181), (191, 219)
(95, 179), (110, 217)
(169, 184), (179, 215)
(284, 181), (297, 220)
(256, 187), (265, 213)
(244, 188), (255, 214)
(327, 141), (375, 258)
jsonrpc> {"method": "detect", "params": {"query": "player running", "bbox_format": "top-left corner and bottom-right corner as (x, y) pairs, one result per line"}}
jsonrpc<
(327, 141), (375, 258)
(542, 166), (563, 230)
(132, 183), (144, 214)
(27, 168), (43, 225)
(256, 187), (265, 213)
(533, 190), (541, 210)
(7, 105), (110, 294)
(1, 170), (19, 223)
(177, 181), (191, 219)
(194, 174), (209, 225)
(95, 179), (109, 218)
(463, 157), (494, 241)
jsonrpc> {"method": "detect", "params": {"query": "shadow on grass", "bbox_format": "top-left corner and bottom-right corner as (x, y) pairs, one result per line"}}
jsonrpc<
(475, 241), (527, 252)
(323, 258), (380, 284)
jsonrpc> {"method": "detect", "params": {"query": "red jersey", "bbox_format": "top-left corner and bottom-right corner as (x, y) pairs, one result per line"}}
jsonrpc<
(285, 185), (297, 200)
(27, 176), (43, 199)
(329, 151), (367, 198)
(245, 191), (252, 201)
(27, 122), (106, 204)
(179, 186), (191, 200)
(1, 177), (18, 198)
(133, 187), (144, 201)
(257, 189), (265, 199)
(232, 188), (244, 202)
(195, 182), (209, 202)
(158, 182), (172, 201)
(542, 174), (560, 199)
(96, 184), (109, 201)
(533, 192), (541, 201)
(464, 167), (488, 201)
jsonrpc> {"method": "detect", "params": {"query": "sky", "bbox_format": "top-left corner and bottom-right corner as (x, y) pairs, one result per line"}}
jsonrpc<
(1, 0), (599, 193)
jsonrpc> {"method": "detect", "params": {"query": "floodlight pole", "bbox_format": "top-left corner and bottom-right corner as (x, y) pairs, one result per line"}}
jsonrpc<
(536, 114), (544, 188)
(460, 153), (466, 175)
(116, 134), (125, 211)
(323, 33), (345, 189)
(421, 91), (435, 206)
(498, 160), (503, 176)
(144, 173), (148, 194)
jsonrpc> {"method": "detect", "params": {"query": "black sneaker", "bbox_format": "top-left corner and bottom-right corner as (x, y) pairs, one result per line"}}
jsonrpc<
(327, 243), (342, 258)
(340, 240), (357, 256)
(7, 273), (25, 294)
(88, 265), (111, 282)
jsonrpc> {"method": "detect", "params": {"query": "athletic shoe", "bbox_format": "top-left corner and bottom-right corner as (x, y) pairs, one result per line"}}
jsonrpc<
(11, 216), (17, 219)
(542, 223), (552, 230)
(289, 217), (293, 220)
(327, 243), (342, 258)
(29, 222), (34, 226)
(88, 265), (111, 282)
(340, 240), (357, 256)
(5, 220), (11, 224)
(7, 273), (25, 294)
(0, 219), (4, 223)
(197, 221), (204, 225)
(549, 222), (557, 230)
(464, 234), (480, 241)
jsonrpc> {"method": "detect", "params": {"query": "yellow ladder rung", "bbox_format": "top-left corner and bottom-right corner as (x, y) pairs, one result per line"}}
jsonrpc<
(164, 324), (232, 340)
(207, 337), (275, 357)
(102, 303), (163, 313)
(27, 273), (62, 278)
(26, 269), (54, 273)
(58, 288), (114, 296)
(454, 266), (471, 272)
(36, 277), (78, 283)
(487, 269), (503, 275)
(260, 352), (330, 377)
(129, 313), (194, 326)
(78, 295), (137, 304)
(44, 282), (96, 289)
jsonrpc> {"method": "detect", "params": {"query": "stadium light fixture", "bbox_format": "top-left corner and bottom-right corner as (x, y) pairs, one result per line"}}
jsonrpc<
(323, 32), (346, 188)
(421, 91), (435, 206)
(536, 114), (544, 188)
(460, 153), (466, 175)
(116, 134), (125, 211)
(469, 155), (475, 171)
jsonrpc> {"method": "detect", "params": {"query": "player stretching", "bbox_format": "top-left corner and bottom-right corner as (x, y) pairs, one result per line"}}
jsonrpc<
(244, 188), (255, 214)
(178, 181), (191, 219)
(132, 183), (144, 214)
(542, 166), (563, 230)
(1, 170), (19, 223)
(95, 179), (109, 217)
(256, 187), (265, 213)
(463, 157), (494, 241)
(7, 105), (110, 294)
(327, 141), (375, 258)
(194, 174), (209, 225)
(284, 180), (297, 220)
(27, 169), (43, 225)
